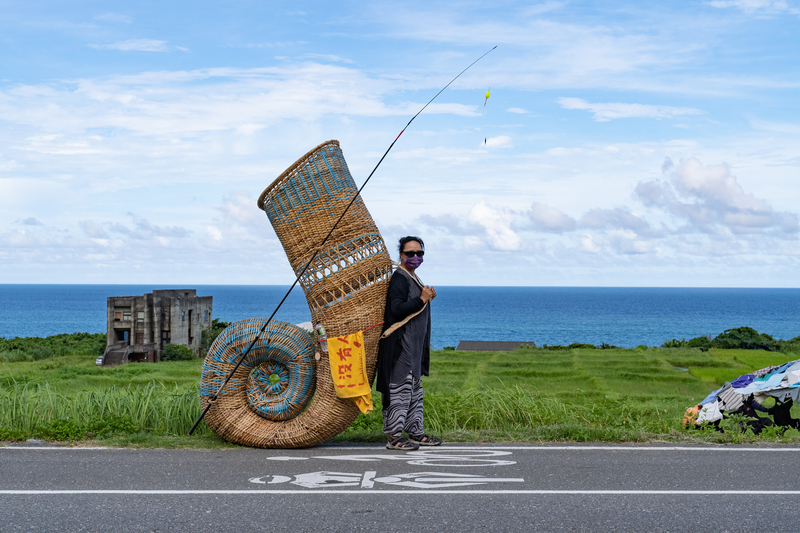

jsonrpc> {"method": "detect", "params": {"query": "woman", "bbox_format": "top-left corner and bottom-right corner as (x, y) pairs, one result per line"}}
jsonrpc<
(376, 236), (443, 450)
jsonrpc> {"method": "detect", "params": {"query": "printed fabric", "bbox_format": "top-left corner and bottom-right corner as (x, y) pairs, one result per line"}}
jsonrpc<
(382, 372), (424, 436)
(327, 331), (373, 414)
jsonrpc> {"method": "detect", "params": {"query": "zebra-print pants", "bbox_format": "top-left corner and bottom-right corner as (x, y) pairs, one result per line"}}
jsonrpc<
(381, 372), (424, 436)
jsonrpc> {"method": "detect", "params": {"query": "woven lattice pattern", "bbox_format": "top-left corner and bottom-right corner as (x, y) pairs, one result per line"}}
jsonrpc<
(202, 140), (393, 448)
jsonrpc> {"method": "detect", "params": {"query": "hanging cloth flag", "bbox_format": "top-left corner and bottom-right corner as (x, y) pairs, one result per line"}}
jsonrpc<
(484, 87), (490, 106)
(327, 331), (373, 414)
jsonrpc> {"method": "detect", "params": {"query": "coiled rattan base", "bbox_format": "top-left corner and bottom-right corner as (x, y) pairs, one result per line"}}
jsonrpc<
(201, 318), (366, 448)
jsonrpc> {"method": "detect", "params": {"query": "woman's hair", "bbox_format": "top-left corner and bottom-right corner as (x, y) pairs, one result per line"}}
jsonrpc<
(398, 235), (424, 255)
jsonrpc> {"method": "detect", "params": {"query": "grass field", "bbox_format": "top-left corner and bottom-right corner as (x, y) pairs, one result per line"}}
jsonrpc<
(2, 346), (799, 447)
(1, 355), (202, 395)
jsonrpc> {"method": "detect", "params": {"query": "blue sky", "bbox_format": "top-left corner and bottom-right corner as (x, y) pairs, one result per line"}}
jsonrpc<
(1, 1), (798, 286)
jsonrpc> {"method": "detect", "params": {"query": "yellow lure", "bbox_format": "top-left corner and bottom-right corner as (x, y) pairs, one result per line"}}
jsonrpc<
(484, 87), (490, 106)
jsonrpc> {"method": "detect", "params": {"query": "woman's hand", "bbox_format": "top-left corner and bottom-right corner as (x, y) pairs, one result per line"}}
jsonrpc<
(421, 285), (436, 303)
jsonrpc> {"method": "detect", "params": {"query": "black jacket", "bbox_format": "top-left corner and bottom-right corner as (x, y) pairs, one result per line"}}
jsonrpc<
(375, 271), (431, 396)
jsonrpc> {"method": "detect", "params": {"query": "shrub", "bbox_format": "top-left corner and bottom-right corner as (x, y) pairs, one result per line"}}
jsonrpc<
(713, 327), (777, 351)
(662, 338), (686, 348)
(200, 318), (230, 356)
(0, 332), (106, 362)
(778, 336), (800, 354)
(688, 336), (712, 351)
(161, 344), (196, 362)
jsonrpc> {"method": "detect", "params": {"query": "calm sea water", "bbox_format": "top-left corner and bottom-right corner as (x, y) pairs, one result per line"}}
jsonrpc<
(1, 285), (798, 349)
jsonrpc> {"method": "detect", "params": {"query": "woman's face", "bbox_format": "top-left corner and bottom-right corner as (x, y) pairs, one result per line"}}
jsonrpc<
(401, 240), (423, 269)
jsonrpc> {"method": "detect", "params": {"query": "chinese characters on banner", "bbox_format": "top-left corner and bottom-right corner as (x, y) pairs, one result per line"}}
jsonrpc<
(326, 331), (373, 414)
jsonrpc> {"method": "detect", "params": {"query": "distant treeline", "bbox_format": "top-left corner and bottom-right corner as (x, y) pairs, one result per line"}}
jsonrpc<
(525, 327), (800, 353)
(2, 326), (799, 364)
(0, 333), (106, 363)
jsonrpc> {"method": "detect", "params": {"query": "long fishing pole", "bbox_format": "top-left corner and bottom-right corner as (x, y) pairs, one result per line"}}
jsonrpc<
(189, 45), (497, 436)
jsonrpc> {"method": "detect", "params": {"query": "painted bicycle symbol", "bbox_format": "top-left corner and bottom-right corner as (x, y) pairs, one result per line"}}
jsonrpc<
(266, 448), (516, 467)
(250, 471), (524, 489)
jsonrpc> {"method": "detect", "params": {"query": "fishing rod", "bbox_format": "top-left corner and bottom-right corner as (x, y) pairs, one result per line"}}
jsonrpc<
(189, 45), (497, 436)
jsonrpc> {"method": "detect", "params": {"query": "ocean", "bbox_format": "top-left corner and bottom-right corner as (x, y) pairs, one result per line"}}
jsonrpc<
(1, 285), (799, 349)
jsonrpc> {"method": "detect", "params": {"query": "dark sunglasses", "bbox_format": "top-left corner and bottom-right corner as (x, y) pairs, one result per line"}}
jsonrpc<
(401, 250), (425, 258)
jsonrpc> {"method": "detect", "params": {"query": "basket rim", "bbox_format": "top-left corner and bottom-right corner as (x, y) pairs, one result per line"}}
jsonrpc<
(257, 139), (341, 210)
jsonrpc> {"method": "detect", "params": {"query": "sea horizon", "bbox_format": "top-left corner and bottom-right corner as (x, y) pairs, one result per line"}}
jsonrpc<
(1, 284), (799, 349)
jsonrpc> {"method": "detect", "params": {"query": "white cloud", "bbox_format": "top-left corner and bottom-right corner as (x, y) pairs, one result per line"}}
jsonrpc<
(507, 107), (529, 114)
(205, 226), (223, 241)
(90, 39), (187, 52)
(483, 135), (513, 148)
(707, 0), (798, 14)
(17, 217), (43, 226)
(236, 124), (266, 135)
(580, 208), (655, 236)
(79, 220), (108, 238)
(302, 53), (355, 64)
(750, 120), (800, 134)
(0, 64), (480, 146)
(579, 234), (601, 253)
(528, 202), (577, 233)
(373, 5), (798, 96)
(467, 200), (522, 251)
(418, 214), (477, 236)
(108, 213), (191, 239)
(607, 230), (653, 255)
(521, 2), (567, 16)
(217, 191), (266, 229)
(0, 156), (18, 172)
(635, 157), (799, 235)
(558, 97), (704, 122)
(94, 13), (133, 23)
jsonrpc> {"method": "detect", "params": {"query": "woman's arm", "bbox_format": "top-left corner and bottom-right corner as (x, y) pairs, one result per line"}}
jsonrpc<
(388, 274), (424, 320)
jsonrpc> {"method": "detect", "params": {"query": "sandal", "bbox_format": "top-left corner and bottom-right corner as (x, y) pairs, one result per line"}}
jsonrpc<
(409, 434), (443, 446)
(386, 435), (419, 450)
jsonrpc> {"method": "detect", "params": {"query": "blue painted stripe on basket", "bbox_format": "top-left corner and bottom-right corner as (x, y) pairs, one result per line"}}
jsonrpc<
(262, 145), (358, 225)
(200, 318), (315, 421)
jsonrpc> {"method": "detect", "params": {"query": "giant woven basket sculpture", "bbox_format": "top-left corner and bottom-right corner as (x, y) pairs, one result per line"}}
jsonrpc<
(200, 140), (393, 448)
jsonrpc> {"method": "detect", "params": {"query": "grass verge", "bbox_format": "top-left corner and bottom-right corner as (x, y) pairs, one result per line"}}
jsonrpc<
(2, 346), (800, 447)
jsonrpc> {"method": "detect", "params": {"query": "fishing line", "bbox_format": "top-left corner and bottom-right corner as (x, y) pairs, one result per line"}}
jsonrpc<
(189, 45), (497, 435)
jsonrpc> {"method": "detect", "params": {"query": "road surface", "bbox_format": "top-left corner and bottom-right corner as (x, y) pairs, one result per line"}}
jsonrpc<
(2, 443), (799, 531)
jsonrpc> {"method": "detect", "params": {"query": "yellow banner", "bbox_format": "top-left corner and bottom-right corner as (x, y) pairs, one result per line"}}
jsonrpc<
(327, 331), (373, 414)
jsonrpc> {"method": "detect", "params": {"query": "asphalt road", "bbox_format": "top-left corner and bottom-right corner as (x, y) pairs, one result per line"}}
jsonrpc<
(2, 443), (799, 532)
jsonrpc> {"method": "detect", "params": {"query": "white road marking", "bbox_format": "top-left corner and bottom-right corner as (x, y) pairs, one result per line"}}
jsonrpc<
(3, 490), (800, 495)
(248, 470), (525, 488)
(370, 472), (525, 488)
(360, 471), (376, 489)
(4, 445), (800, 452)
(315, 450), (516, 467)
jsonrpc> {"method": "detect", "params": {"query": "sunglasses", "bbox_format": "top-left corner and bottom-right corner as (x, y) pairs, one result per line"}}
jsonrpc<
(402, 250), (425, 258)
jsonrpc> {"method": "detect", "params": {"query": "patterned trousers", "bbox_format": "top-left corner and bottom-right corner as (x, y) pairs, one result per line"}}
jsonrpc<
(382, 372), (424, 436)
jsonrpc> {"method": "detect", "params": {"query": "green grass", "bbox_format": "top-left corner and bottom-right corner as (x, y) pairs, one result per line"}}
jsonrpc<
(0, 355), (204, 395)
(3, 346), (800, 447)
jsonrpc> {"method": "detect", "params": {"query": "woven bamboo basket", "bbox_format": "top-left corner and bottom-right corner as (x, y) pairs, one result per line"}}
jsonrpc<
(200, 140), (393, 448)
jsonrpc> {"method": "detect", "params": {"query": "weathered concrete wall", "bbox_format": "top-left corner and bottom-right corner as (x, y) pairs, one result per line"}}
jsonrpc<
(106, 289), (212, 361)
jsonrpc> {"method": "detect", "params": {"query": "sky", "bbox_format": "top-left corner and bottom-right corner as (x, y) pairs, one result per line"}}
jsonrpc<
(0, 0), (798, 287)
